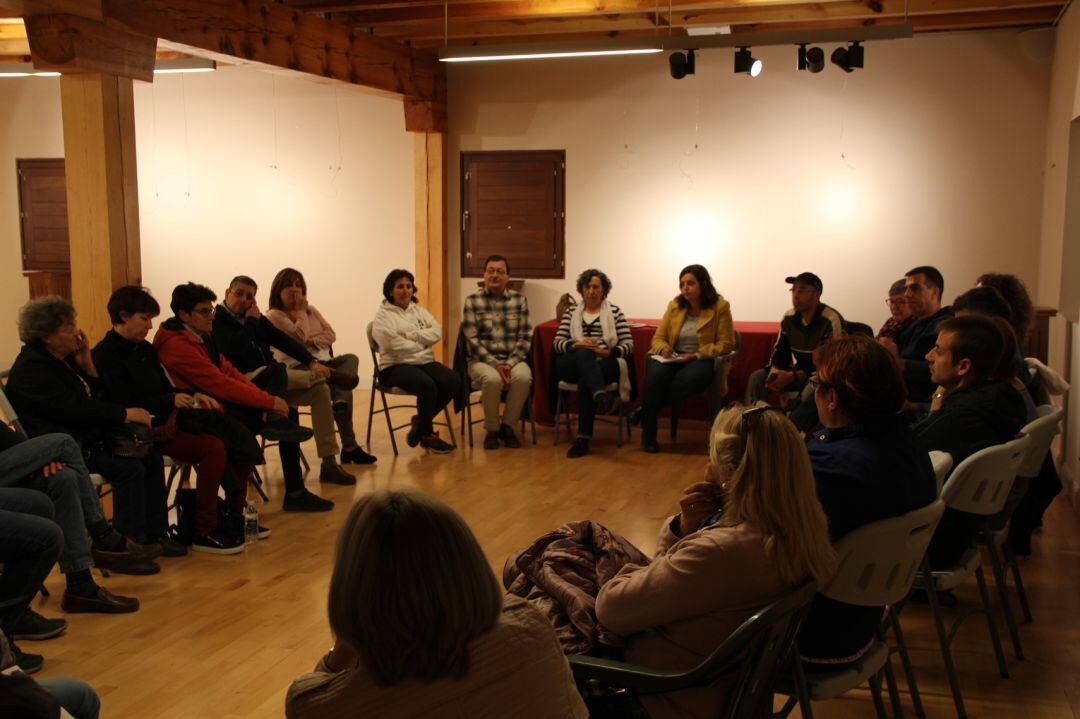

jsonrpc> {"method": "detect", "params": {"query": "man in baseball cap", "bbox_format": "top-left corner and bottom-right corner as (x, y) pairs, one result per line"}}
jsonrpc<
(745, 272), (845, 405)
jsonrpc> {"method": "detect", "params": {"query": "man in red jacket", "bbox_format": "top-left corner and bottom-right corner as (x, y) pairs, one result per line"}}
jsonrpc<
(155, 283), (333, 512)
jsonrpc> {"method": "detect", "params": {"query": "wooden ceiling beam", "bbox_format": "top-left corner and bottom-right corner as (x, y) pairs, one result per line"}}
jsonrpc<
(25, 13), (156, 80)
(0, 0), (444, 102)
(366, 1), (1063, 41)
(342, 0), (1062, 27)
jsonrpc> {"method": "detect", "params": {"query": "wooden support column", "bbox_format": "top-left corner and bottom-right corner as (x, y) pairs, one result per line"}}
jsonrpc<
(58, 72), (143, 342)
(414, 132), (448, 364)
(23, 12), (151, 342)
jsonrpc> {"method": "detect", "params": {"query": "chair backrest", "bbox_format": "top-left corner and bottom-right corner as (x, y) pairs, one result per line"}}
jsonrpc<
(0, 369), (28, 440)
(928, 451), (953, 493)
(364, 322), (382, 377)
(940, 435), (1030, 516)
(732, 328), (742, 355)
(1016, 404), (1062, 478)
(821, 500), (946, 607)
(844, 321), (874, 337)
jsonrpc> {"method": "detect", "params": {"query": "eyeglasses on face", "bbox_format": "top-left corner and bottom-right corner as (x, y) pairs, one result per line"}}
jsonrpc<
(192, 307), (215, 317)
(485, 268), (507, 276)
(886, 298), (907, 307)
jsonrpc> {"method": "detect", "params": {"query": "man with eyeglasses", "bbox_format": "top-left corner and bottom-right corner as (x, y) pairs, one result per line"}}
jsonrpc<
(878, 266), (953, 405)
(461, 254), (533, 449)
(744, 272), (844, 406)
(155, 283), (334, 513)
(877, 278), (913, 341)
(213, 276), (360, 486)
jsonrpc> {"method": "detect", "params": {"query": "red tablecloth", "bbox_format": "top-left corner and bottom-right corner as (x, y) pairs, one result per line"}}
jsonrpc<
(531, 319), (779, 425)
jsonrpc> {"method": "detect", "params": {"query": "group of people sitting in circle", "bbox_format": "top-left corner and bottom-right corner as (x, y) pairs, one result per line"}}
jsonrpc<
(284, 263), (1061, 718)
(0, 251), (1064, 719)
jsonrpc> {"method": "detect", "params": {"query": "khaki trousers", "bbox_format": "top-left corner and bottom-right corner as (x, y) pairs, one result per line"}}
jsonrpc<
(468, 361), (532, 433)
(245, 365), (338, 458)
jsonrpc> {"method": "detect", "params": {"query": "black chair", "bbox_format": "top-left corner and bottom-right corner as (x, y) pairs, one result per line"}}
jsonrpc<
(843, 321), (874, 337)
(454, 329), (537, 447)
(668, 329), (741, 440)
(569, 581), (816, 719)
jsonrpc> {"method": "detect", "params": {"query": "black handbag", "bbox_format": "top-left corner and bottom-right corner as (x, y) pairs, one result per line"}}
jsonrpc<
(105, 422), (154, 459)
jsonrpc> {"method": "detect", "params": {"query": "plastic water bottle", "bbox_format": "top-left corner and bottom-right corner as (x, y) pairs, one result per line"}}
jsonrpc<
(243, 502), (259, 546)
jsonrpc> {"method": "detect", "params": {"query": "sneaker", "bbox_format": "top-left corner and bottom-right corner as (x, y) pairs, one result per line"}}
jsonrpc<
(320, 462), (356, 486)
(499, 424), (521, 449)
(7, 609), (67, 641)
(406, 415), (422, 448)
(420, 434), (454, 454)
(340, 446), (377, 465)
(566, 437), (590, 459)
(257, 524), (272, 540)
(152, 531), (189, 557)
(10, 639), (43, 674)
(483, 431), (500, 450)
(260, 416), (315, 444)
(192, 529), (245, 556)
(283, 489), (334, 513)
(643, 439), (660, 454)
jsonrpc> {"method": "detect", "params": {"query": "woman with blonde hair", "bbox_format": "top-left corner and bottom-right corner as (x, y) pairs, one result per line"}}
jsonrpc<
(594, 404), (836, 719)
(286, 489), (586, 719)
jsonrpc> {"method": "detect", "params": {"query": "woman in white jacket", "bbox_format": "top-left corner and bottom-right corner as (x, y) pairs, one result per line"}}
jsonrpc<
(371, 269), (461, 454)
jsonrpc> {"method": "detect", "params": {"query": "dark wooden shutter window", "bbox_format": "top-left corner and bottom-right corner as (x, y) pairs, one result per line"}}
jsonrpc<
(17, 158), (70, 272)
(461, 150), (565, 279)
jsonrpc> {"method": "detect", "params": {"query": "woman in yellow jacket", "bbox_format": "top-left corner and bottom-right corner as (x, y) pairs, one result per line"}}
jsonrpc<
(636, 265), (735, 452)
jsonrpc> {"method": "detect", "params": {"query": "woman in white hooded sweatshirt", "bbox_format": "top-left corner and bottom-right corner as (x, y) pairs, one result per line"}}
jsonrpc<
(371, 269), (461, 454)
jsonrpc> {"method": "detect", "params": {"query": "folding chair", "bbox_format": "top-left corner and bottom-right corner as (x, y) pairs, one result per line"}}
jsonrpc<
(929, 450), (953, 493)
(776, 500), (946, 719)
(553, 357), (631, 447)
(912, 435), (1030, 719)
(455, 329), (537, 448)
(364, 323), (456, 456)
(669, 329), (741, 441)
(570, 582), (817, 719)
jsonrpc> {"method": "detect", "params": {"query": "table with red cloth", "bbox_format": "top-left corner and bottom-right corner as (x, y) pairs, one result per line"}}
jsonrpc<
(531, 319), (780, 425)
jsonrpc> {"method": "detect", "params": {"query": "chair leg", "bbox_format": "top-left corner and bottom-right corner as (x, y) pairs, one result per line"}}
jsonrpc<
(616, 399), (624, 447)
(791, 657), (815, 719)
(365, 382), (376, 448)
(554, 391), (563, 446)
(250, 469), (270, 502)
(443, 406), (458, 447)
(670, 403), (679, 441)
(974, 564), (1010, 677)
(868, 672), (889, 719)
(890, 609), (926, 718)
(465, 400), (474, 448)
(1004, 538), (1033, 622)
(985, 534), (1024, 661)
(299, 451), (310, 472)
(877, 621), (904, 719)
(921, 561), (966, 719)
(376, 389), (399, 456)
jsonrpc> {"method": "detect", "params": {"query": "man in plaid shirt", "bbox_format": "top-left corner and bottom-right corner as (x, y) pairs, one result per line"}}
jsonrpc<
(462, 254), (533, 449)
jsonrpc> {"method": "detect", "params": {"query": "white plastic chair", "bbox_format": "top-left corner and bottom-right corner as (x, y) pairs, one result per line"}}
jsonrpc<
(913, 434), (1030, 719)
(778, 500), (946, 719)
(929, 450), (953, 493)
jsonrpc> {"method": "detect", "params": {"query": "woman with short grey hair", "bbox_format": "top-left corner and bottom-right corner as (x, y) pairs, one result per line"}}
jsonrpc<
(17, 296), (77, 345)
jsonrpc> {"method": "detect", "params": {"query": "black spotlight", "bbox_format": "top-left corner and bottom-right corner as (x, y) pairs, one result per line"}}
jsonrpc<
(831, 41), (864, 73)
(733, 46), (762, 77)
(669, 49), (696, 80)
(797, 44), (825, 73)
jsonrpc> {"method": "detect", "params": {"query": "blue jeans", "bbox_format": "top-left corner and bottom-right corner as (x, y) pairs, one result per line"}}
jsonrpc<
(0, 488), (63, 626)
(0, 434), (100, 574)
(554, 350), (620, 438)
(86, 451), (167, 543)
(37, 677), (101, 719)
(640, 358), (715, 442)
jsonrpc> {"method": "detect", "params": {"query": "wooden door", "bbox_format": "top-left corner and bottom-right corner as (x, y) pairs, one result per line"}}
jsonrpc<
(461, 150), (565, 279)
(17, 158), (70, 271)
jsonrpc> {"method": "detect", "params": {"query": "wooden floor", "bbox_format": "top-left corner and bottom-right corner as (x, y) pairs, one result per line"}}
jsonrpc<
(27, 391), (1080, 718)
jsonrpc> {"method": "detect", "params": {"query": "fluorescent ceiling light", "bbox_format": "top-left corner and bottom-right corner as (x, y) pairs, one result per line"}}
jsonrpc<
(686, 26), (731, 36)
(154, 58), (216, 74)
(0, 64), (60, 78)
(441, 48), (661, 63)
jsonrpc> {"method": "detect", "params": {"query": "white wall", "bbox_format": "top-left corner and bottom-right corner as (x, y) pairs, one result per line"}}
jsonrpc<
(0, 77), (64, 362)
(1039, 3), (1080, 507)
(447, 30), (1051, 335)
(0, 65), (415, 382)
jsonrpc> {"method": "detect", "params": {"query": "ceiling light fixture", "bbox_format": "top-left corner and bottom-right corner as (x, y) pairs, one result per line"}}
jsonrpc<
(0, 67), (60, 78)
(797, 44), (825, 73)
(440, 47), (661, 63)
(734, 47), (762, 78)
(831, 41), (864, 73)
(669, 49), (696, 80)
